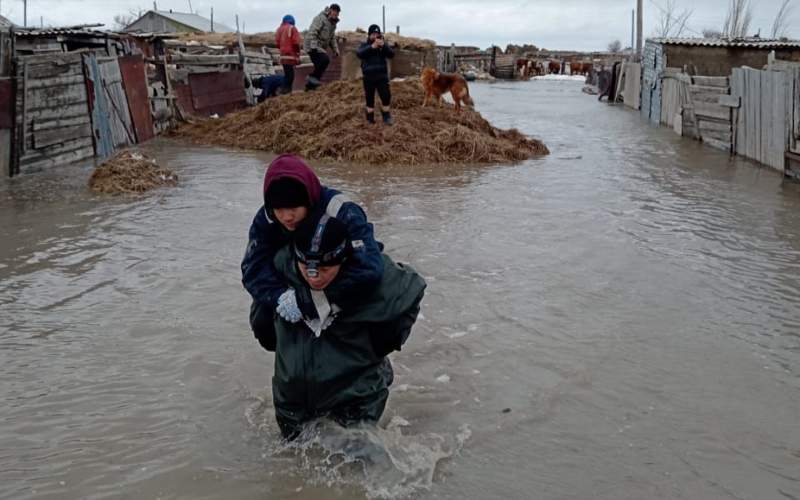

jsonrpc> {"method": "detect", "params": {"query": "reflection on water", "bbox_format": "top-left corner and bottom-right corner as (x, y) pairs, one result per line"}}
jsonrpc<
(1, 80), (800, 500)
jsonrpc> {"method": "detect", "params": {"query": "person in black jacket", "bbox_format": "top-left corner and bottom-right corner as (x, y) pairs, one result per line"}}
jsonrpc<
(356, 24), (395, 125)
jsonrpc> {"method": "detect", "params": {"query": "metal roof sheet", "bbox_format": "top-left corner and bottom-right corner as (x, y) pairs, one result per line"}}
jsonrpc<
(153, 10), (234, 33)
(650, 37), (800, 49)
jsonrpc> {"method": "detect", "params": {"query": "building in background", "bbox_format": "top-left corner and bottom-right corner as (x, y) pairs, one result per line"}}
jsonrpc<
(124, 10), (234, 34)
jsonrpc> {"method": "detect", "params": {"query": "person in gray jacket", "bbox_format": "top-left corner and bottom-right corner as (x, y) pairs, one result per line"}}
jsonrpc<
(303, 4), (341, 90)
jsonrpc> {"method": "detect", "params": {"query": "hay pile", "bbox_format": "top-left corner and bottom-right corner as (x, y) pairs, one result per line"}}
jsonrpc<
(88, 151), (178, 194)
(174, 30), (435, 51)
(174, 78), (549, 165)
(339, 30), (437, 50)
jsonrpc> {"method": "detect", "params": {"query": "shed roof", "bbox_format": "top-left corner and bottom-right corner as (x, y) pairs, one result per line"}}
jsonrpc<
(649, 37), (800, 49)
(13, 26), (119, 38)
(0, 14), (14, 28)
(130, 10), (234, 33)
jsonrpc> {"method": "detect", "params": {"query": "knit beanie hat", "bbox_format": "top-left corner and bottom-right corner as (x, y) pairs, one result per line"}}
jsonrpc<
(265, 177), (310, 210)
(282, 15), (295, 25)
(368, 24), (381, 36)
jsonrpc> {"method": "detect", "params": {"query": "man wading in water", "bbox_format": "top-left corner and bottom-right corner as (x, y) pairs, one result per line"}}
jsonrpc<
(268, 211), (426, 438)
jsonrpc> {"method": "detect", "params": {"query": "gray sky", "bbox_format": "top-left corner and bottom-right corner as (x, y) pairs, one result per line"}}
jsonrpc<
(1, 0), (796, 51)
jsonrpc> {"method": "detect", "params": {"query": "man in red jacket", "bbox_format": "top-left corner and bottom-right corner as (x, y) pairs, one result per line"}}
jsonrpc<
(276, 15), (302, 94)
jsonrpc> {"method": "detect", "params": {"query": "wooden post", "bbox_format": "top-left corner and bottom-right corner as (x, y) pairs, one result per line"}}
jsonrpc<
(21, 61), (27, 156)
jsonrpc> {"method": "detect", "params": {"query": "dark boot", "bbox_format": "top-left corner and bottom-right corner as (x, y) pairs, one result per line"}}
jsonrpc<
(381, 111), (394, 126)
(366, 110), (375, 124)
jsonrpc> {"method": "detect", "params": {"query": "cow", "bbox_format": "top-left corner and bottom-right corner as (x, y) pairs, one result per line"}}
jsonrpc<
(548, 60), (561, 74)
(570, 62), (583, 75)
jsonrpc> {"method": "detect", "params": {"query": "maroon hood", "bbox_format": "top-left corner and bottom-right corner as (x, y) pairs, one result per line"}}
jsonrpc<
(263, 154), (322, 207)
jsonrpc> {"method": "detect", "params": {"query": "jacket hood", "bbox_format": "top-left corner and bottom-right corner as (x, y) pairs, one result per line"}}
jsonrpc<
(263, 154), (323, 208)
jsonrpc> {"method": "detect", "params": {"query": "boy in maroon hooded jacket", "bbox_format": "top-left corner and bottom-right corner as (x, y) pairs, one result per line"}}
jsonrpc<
(242, 154), (384, 351)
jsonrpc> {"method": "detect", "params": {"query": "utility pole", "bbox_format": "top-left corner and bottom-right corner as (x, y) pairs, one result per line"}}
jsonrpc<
(382, 5), (386, 34)
(631, 9), (635, 57)
(23, 0), (27, 27)
(153, 2), (157, 11)
(636, 0), (643, 58)
(210, 7), (214, 32)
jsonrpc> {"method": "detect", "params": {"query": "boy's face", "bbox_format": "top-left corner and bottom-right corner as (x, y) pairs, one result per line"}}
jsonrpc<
(298, 262), (341, 290)
(273, 206), (308, 231)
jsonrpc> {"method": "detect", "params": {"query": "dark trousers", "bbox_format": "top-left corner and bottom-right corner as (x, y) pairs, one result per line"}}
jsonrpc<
(282, 64), (295, 92)
(363, 75), (391, 109)
(309, 50), (330, 80)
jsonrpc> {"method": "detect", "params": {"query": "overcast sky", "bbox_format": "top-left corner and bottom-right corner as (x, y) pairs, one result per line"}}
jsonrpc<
(1, 0), (796, 51)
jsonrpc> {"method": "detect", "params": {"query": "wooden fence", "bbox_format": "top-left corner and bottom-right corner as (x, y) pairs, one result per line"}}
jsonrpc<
(731, 67), (794, 172)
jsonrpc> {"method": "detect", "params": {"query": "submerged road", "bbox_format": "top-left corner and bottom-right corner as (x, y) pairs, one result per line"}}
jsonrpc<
(1, 79), (799, 499)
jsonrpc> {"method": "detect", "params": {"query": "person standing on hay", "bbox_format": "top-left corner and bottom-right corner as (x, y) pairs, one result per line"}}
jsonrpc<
(268, 210), (426, 439)
(357, 24), (395, 125)
(303, 4), (341, 91)
(276, 14), (302, 94)
(242, 154), (385, 358)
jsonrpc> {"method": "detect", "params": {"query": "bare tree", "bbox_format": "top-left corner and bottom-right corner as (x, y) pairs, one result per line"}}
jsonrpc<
(113, 8), (143, 31)
(608, 39), (622, 53)
(771, 0), (793, 38)
(702, 28), (723, 38)
(654, 0), (693, 38)
(113, 14), (135, 30)
(723, 0), (754, 38)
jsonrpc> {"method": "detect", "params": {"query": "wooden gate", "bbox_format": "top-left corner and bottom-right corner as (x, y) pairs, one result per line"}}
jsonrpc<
(84, 53), (135, 159)
(13, 52), (94, 175)
(731, 67), (793, 172)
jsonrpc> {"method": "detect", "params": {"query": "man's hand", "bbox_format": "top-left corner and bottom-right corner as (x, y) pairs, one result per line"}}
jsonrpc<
(277, 289), (302, 323)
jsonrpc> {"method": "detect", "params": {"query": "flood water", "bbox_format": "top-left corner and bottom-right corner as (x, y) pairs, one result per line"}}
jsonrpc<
(2, 80), (800, 500)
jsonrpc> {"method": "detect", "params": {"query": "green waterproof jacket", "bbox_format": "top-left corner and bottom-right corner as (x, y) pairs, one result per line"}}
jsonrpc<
(303, 9), (339, 54)
(271, 248), (426, 437)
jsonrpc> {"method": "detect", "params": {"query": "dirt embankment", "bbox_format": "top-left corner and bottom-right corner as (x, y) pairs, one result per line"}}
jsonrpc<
(173, 78), (549, 166)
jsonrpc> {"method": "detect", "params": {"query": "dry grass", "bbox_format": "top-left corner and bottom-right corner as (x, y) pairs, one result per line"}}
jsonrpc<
(88, 151), (178, 195)
(173, 78), (549, 166)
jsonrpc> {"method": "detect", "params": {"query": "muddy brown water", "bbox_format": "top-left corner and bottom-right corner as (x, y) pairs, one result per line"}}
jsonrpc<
(2, 80), (800, 500)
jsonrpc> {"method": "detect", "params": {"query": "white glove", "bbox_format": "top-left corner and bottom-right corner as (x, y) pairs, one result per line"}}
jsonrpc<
(276, 289), (302, 323)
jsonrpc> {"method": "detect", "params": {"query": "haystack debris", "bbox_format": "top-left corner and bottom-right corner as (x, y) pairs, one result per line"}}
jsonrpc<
(174, 78), (549, 166)
(88, 151), (178, 195)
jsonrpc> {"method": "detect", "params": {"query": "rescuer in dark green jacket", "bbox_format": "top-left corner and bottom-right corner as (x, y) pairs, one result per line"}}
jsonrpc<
(266, 210), (426, 439)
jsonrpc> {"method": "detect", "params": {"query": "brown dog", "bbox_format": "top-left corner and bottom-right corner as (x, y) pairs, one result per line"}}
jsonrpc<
(421, 67), (474, 112)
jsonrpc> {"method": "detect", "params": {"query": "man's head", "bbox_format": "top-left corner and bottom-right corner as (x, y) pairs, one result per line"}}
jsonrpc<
(293, 213), (350, 290)
(368, 24), (382, 42)
(265, 177), (310, 231)
(282, 14), (296, 26)
(327, 4), (341, 23)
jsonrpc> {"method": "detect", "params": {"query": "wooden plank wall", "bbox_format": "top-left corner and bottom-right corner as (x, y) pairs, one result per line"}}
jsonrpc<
(13, 52), (95, 174)
(732, 67), (792, 172)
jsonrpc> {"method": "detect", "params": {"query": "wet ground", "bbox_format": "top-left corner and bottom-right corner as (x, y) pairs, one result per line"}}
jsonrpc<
(2, 79), (800, 500)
